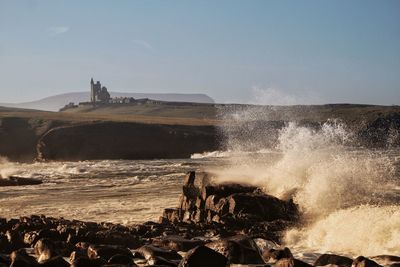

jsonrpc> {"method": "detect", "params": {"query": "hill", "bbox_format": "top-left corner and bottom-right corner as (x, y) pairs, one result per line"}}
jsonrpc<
(0, 92), (215, 111)
(0, 104), (399, 162)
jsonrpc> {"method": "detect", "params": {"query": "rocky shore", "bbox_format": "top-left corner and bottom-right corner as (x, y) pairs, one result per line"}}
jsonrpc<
(1, 172), (399, 267)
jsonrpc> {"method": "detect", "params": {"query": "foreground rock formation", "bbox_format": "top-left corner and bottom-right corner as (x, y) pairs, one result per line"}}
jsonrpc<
(0, 172), (399, 267)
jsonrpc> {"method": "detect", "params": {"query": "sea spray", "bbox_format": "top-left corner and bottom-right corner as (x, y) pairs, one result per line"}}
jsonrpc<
(0, 156), (19, 178)
(210, 105), (400, 256)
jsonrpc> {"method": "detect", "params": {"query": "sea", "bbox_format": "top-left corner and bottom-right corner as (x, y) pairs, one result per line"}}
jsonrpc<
(1, 121), (399, 261)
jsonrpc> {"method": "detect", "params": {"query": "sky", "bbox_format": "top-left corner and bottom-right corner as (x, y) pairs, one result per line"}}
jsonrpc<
(0, 0), (399, 105)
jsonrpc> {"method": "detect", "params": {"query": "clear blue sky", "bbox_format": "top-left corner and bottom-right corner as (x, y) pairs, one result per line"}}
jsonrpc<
(0, 0), (399, 104)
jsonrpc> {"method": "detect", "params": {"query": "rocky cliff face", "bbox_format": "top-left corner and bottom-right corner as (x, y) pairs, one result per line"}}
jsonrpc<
(37, 122), (219, 161)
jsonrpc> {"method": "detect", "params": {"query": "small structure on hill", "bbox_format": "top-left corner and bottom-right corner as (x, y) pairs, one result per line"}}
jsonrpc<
(91, 78), (110, 104)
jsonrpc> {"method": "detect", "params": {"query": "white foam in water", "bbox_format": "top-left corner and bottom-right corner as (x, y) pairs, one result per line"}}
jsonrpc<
(211, 106), (400, 257)
(285, 205), (400, 257)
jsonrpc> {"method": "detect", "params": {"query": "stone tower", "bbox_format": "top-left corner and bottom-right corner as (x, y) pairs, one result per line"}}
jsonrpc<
(90, 78), (110, 104)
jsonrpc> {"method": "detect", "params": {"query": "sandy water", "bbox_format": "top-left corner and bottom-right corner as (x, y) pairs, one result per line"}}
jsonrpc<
(1, 146), (399, 260)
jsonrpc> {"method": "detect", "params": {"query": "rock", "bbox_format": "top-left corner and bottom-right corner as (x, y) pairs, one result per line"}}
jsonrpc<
(370, 255), (400, 266)
(10, 249), (38, 267)
(34, 238), (57, 263)
(6, 230), (25, 252)
(262, 247), (293, 263)
(201, 183), (257, 201)
(108, 254), (136, 265)
(0, 235), (10, 253)
(147, 256), (179, 266)
(87, 244), (133, 262)
(0, 176), (42, 187)
(71, 257), (106, 267)
(276, 258), (312, 267)
(183, 171), (196, 187)
(152, 236), (206, 252)
(353, 256), (383, 267)
(179, 245), (228, 267)
(135, 245), (182, 262)
(161, 209), (182, 224)
(205, 235), (264, 264)
(39, 256), (69, 267)
(0, 254), (11, 267)
(314, 254), (353, 267)
(227, 193), (298, 222)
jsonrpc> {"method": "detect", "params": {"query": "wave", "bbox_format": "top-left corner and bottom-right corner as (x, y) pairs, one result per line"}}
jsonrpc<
(212, 107), (400, 256)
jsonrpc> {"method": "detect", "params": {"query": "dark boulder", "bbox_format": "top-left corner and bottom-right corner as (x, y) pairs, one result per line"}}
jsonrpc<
(6, 230), (25, 252)
(39, 256), (69, 267)
(178, 245), (228, 267)
(0, 254), (10, 267)
(275, 258), (312, 267)
(108, 254), (136, 265)
(353, 256), (383, 267)
(371, 255), (400, 266)
(227, 193), (298, 222)
(201, 183), (257, 201)
(87, 244), (132, 262)
(314, 254), (353, 267)
(205, 235), (264, 264)
(10, 249), (38, 267)
(0, 176), (42, 187)
(135, 245), (182, 262)
(152, 236), (206, 252)
(34, 238), (57, 263)
(71, 257), (106, 267)
(262, 247), (293, 263)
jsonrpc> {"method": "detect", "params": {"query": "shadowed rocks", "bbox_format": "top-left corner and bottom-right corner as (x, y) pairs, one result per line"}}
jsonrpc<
(0, 177), (42, 187)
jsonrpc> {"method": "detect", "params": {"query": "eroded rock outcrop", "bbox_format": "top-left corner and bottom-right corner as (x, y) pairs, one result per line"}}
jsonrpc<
(160, 171), (299, 232)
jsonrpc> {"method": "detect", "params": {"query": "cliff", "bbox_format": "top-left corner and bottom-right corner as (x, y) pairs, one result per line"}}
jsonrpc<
(37, 122), (219, 161)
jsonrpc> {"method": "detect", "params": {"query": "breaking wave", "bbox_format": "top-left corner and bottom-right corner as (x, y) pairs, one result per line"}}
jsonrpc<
(211, 107), (400, 256)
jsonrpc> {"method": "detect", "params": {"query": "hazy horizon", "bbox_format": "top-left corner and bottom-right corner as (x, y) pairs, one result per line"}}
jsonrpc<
(0, 0), (399, 105)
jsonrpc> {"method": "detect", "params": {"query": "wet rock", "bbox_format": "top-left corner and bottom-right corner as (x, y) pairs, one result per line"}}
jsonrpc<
(71, 257), (106, 267)
(0, 235), (10, 253)
(108, 254), (136, 265)
(161, 209), (182, 224)
(205, 235), (264, 264)
(10, 249), (38, 267)
(0, 176), (42, 187)
(6, 230), (25, 251)
(87, 244), (133, 262)
(227, 193), (298, 222)
(370, 255), (400, 266)
(353, 256), (383, 267)
(276, 258), (312, 267)
(34, 238), (57, 263)
(39, 256), (69, 267)
(152, 235), (206, 252)
(70, 249), (88, 264)
(201, 183), (257, 201)
(147, 256), (179, 266)
(0, 254), (10, 267)
(314, 254), (353, 267)
(179, 245), (228, 267)
(135, 245), (182, 264)
(262, 247), (293, 263)
(24, 231), (39, 247)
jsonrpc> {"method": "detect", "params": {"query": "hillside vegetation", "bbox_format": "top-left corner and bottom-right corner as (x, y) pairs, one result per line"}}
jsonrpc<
(1, 103), (399, 162)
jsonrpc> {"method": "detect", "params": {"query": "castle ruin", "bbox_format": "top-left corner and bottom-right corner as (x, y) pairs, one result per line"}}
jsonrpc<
(90, 78), (110, 103)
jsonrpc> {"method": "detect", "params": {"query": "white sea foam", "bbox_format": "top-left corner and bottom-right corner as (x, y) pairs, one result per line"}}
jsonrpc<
(211, 106), (400, 256)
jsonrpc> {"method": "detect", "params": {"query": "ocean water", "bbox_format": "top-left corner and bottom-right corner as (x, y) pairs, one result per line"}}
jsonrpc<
(0, 158), (221, 224)
(1, 121), (399, 259)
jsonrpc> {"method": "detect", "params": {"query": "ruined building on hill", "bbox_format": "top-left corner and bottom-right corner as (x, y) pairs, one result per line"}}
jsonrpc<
(91, 78), (110, 103)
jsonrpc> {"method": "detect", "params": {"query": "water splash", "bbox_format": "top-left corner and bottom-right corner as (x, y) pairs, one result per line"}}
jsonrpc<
(210, 106), (400, 256)
(0, 156), (19, 178)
